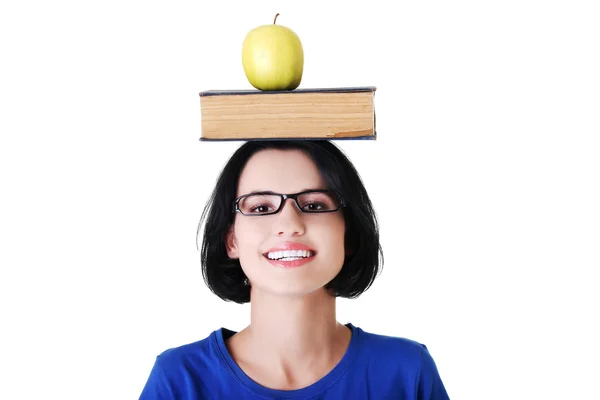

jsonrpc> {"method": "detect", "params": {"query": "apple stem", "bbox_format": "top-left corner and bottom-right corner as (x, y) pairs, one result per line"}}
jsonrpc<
(274, 13), (279, 24)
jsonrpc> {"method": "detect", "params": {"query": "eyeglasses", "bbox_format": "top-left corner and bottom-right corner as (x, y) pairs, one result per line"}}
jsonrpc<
(233, 189), (345, 216)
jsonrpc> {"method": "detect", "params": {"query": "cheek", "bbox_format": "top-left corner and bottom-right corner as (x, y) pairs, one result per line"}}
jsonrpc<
(316, 219), (346, 254)
(234, 220), (266, 253)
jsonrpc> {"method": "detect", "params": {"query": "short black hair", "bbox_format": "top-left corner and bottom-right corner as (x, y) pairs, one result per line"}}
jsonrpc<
(197, 140), (383, 304)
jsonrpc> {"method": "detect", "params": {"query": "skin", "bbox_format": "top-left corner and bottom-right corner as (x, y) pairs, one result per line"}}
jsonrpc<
(225, 149), (352, 390)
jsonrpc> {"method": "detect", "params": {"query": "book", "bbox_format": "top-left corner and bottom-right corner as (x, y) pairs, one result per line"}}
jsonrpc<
(198, 86), (376, 141)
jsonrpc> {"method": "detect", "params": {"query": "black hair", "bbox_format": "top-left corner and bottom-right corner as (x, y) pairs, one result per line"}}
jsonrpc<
(197, 140), (383, 304)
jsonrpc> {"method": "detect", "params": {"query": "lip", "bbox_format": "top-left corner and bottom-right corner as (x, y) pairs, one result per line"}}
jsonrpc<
(264, 241), (316, 254)
(265, 256), (314, 268)
(263, 241), (317, 269)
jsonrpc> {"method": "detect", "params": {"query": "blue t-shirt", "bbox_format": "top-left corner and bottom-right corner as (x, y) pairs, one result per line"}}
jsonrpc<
(139, 323), (450, 399)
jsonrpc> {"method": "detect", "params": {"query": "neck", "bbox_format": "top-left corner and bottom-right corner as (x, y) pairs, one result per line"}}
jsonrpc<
(243, 288), (350, 373)
(249, 288), (341, 358)
(226, 288), (352, 390)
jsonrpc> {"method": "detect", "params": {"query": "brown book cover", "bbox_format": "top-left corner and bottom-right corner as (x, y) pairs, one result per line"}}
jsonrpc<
(199, 86), (376, 141)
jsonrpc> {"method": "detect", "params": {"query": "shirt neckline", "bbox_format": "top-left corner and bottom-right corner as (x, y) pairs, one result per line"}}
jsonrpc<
(214, 323), (362, 399)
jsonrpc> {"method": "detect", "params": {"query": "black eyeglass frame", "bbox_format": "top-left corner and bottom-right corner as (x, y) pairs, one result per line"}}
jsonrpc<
(233, 189), (346, 216)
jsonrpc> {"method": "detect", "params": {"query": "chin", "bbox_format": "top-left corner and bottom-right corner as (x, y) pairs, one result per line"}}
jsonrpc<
(242, 257), (343, 298)
(251, 280), (332, 299)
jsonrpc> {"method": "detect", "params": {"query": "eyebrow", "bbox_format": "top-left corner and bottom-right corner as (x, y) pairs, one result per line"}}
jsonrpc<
(242, 188), (328, 196)
(245, 190), (277, 196)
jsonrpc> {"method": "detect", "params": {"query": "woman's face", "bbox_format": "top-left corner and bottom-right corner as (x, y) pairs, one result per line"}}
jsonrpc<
(226, 149), (346, 298)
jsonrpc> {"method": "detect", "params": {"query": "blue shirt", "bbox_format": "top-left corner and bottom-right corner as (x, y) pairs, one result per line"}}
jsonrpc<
(139, 323), (450, 399)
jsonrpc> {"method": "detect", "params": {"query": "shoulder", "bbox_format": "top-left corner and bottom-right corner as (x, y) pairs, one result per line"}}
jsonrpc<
(351, 325), (450, 398)
(139, 329), (224, 398)
(353, 325), (443, 377)
(356, 325), (427, 361)
(155, 332), (216, 366)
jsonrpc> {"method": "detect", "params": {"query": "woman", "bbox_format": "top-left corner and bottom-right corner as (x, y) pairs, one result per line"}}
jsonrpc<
(140, 140), (450, 399)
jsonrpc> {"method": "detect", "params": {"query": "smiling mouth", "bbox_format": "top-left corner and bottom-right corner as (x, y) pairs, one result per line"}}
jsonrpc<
(263, 249), (316, 262)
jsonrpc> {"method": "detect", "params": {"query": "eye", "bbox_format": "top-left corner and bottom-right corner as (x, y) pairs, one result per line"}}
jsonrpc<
(249, 204), (274, 213)
(302, 202), (326, 211)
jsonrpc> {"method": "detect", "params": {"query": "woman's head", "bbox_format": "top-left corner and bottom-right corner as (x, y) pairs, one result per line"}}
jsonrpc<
(197, 140), (383, 303)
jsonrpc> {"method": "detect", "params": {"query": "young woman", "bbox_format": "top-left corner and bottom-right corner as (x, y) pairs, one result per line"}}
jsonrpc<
(140, 140), (450, 399)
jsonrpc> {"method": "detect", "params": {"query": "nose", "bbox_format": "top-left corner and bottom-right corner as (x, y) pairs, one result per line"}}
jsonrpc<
(274, 198), (305, 236)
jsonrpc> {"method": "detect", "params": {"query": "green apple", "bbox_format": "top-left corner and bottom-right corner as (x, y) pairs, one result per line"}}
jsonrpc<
(242, 14), (304, 91)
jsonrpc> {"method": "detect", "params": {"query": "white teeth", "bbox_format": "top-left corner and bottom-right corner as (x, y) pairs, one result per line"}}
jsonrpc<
(267, 250), (314, 260)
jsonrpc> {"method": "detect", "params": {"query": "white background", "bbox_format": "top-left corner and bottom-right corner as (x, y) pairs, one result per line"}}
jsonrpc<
(1, 0), (599, 399)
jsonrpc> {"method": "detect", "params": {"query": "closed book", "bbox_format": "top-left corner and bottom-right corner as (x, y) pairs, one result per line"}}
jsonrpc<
(199, 86), (376, 141)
